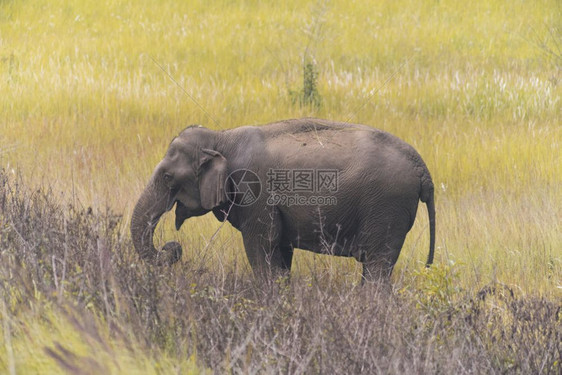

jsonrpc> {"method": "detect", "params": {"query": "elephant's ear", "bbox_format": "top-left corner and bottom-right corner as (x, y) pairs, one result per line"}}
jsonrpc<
(198, 148), (227, 210)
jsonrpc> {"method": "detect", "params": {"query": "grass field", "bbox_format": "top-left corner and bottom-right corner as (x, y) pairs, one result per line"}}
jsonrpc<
(1, 0), (561, 373)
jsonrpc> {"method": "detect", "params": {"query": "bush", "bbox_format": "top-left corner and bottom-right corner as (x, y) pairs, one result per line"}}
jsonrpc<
(1, 170), (560, 374)
(290, 59), (322, 109)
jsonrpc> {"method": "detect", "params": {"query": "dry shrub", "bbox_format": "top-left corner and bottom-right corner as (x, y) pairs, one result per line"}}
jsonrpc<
(1, 170), (560, 374)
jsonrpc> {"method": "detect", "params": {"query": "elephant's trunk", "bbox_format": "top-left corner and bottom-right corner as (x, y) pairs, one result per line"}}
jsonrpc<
(131, 189), (160, 262)
(130, 178), (182, 265)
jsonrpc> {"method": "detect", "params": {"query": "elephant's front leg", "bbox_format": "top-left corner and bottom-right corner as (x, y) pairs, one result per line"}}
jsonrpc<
(241, 207), (287, 280)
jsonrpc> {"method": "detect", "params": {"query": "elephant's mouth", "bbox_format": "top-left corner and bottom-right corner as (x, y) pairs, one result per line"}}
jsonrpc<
(165, 187), (180, 212)
(166, 198), (177, 212)
(174, 200), (191, 230)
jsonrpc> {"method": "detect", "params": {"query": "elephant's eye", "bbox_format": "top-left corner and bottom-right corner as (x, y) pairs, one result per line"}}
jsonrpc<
(163, 173), (173, 184)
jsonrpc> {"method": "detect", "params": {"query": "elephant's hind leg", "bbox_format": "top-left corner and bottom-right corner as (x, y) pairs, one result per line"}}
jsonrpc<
(361, 253), (400, 282)
(360, 221), (409, 283)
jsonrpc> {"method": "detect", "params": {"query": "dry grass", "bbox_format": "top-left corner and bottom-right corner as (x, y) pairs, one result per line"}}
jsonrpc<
(1, 171), (560, 373)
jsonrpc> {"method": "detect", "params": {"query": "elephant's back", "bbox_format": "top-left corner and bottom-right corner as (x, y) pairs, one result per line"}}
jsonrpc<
(258, 118), (415, 157)
(250, 118), (430, 200)
(258, 117), (372, 137)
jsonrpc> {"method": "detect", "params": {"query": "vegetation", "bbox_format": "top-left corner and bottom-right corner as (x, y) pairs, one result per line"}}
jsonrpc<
(1, 0), (560, 373)
(1, 171), (560, 373)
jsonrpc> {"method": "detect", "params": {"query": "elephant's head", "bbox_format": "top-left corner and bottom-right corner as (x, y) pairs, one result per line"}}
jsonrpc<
(130, 127), (227, 265)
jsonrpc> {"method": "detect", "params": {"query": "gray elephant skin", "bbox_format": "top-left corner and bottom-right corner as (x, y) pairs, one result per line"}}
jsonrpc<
(131, 118), (435, 281)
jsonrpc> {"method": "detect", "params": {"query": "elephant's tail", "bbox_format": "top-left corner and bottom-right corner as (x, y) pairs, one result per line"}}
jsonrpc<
(425, 193), (435, 267)
(420, 174), (435, 267)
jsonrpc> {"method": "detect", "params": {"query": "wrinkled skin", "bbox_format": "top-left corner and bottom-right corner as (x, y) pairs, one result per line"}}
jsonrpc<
(131, 118), (435, 281)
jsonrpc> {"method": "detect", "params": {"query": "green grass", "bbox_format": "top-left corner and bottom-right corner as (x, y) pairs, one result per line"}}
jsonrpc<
(1, 0), (561, 372)
(1, 300), (203, 374)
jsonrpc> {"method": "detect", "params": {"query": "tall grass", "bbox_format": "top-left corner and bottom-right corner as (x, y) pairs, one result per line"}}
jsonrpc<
(0, 171), (559, 373)
(0, 0), (561, 372)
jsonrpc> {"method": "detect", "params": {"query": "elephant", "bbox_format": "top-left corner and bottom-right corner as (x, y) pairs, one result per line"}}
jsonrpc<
(131, 118), (435, 282)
